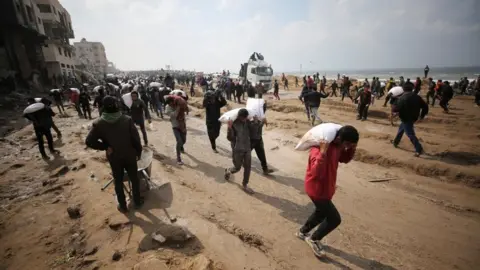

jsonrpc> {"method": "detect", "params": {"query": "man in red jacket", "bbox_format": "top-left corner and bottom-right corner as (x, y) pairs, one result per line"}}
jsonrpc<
(296, 125), (359, 258)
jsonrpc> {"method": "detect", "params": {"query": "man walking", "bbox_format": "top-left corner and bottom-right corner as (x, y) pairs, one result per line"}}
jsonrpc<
(391, 82), (429, 157)
(296, 125), (359, 258)
(249, 105), (274, 175)
(439, 81), (454, 113)
(273, 80), (280, 100)
(86, 96), (143, 213)
(79, 89), (92, 119)
(299, 85), (313, 121)
(303, 87), (329, 126)
(203, 90), (227, 153)
(224, 109), (254, 194)
(130, 91), (151, 146)
(50, 89), (65, 114)
(355, 86), (373, 121)
(165, 95), (188, 165)
(24, 98), (60, 159)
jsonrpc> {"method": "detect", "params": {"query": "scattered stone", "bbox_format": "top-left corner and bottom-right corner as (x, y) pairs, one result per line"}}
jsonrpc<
(51, 197), (61, 204)
(151, 232), (167, 243)
(112, 251), (122, 261)
(107, 217), (131, 231)
(72, 163), (86, 171)
(152, 223), (193, 243)
(84, 246), (98, 256)
(133, 257), (169, 270)
(270, 146), (279, 151)
(50, 165), (69, 177)
(67, 205), (81, 219)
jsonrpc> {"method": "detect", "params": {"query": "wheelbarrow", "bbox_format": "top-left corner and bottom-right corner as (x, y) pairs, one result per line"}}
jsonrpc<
(101, 147), (153, 194)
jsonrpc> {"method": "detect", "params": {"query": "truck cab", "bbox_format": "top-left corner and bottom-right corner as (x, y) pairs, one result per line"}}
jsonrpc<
(239, 53), (273, 93)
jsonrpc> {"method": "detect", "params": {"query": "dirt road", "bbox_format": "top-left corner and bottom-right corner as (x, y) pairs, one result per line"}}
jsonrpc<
(1, 88), (479, 270)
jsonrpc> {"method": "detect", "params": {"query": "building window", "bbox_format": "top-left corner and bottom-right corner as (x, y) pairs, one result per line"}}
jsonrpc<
(37, 4), (51, 13)
(61, 64), (65, 67)
(64, 48), (67, 56)
(52, 6), (56, 15)
(58, 47), (62, 55)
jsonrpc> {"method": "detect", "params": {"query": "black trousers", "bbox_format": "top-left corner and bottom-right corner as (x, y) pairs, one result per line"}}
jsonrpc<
(207, 123), (221, 150)
(300, 199), (341, 241)
(34, 126), (54, 156)
(475, 91), (480, 105)
(426, 90), (436, 106)
(251, 139), (268, 170)
(134, 119), (148, 145)
(81, 103), (91, 119)
(440, 97), (451, 112)
(109, 157), (141, 208)
(341, 91), (353, 101)
(358, 103), (369, 119)
(55, 100), (65, 114)
(330, 89), (337, 97)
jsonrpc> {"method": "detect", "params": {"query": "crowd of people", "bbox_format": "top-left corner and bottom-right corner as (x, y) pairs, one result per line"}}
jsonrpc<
(20, 67), (480, 259)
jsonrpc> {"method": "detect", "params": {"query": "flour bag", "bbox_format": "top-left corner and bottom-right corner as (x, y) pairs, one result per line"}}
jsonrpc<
(218, 108), (254, 123)
(122, 92), (133, 108)
(295, 123), (343, 151)
(23, 103), (45, 114)
(246, 98), (266, 119)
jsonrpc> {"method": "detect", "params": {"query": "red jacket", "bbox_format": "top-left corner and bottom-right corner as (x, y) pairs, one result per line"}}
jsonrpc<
(307, 77), (314, 88)
(304, 144), (355, 201)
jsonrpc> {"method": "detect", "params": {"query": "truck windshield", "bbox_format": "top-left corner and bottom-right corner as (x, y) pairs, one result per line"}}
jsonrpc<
(256, 67), (273, 76)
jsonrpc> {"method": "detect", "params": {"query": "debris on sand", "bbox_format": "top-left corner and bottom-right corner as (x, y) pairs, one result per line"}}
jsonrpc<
(84, 245), (98, 256)
(112, 250), (122, 261)
(106, 217), (131, 231)
(66, 205), (81, 219)
(50, 165), (69, 178)
(152, 223), (194, 243)
(270, 146), (279, 151)
(183, 254), (219, 270)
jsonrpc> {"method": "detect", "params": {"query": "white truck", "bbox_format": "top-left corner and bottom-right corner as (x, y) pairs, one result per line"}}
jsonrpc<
(239, 52), (273, 93)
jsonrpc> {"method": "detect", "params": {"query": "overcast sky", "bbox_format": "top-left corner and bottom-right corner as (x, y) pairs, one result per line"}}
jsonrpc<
(60, 0), (480, 72)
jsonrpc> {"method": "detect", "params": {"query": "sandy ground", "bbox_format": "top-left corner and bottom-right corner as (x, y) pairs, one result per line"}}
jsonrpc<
(1, 84), (480, 270)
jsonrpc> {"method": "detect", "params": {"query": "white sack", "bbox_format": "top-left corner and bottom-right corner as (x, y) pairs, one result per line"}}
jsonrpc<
(246, 98), (265, 119)
(170, 89), (186, 97)
(24, 103), (45, 114)
(122, 92), (133, 109)
(218, 108), (254, 123)
(34, 98), (42, 103)
(150, 82), (162, 88)
(70, 88), (80, 93)
(388, 86), (404, 97)
(50, 89), (60, 93)
(93, 85), (102, 92)
(294, 123), (343, 151)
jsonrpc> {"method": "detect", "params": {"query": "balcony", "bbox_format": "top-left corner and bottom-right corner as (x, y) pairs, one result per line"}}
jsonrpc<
(43, 21), (73, 43)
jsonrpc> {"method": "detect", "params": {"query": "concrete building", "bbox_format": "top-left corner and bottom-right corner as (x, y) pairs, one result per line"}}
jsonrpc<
(74, 38), (108, 79)
(0, 0), (48, 91)
(35, 0), (75, 85)
(106, 61), (119, 74)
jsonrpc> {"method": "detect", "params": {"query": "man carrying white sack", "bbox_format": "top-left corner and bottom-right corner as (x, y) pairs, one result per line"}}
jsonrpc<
(225, 108), (254, 194)
(249, 103), (274, 175)
(296, 125), (359, 258)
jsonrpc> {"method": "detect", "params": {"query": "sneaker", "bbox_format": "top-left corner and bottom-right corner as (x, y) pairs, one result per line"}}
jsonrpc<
(117, 205), (128, 213)
(213, 149), (219, 154)
(414, 150), (424, 157)
(390, 140), (398, 148)
(295, 231), (308, 240)
(224, 169), (231, 181)
(134, 199), (144, 209)
(305, 237), (326, 258)
(242, 185), (255, 194)
(361, 118), (366, 121)
(41, 154), (49, 160)
(177, 161), (184, 166)
(263, 168), (274, 175)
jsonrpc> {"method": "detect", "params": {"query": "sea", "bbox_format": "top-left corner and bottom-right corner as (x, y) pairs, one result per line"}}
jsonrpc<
(282, 66), (480, 82)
